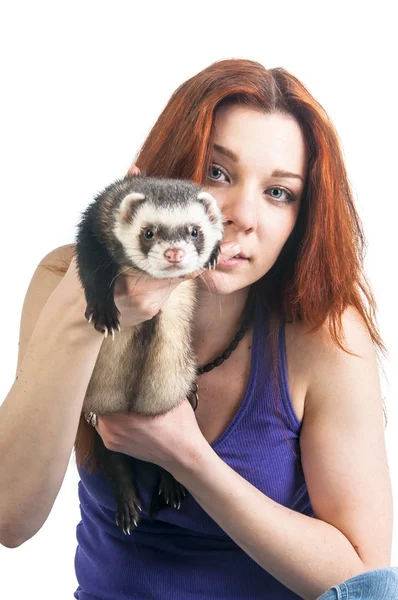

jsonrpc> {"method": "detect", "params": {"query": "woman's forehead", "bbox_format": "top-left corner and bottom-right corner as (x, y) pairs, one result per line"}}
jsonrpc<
(212, 107), (308, 181)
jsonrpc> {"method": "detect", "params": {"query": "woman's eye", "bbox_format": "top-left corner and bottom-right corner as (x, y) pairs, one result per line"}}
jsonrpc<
(208, 165), (228, 182)
(267, 187), (294, 204)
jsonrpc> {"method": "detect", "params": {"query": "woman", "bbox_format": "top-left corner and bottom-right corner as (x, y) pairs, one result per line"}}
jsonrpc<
(1, 59), (396, 599)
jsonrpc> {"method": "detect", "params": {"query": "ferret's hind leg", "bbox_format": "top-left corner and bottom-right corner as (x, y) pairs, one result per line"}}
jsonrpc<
(94, 431), (142, 534)
(149, 467), (187, 519)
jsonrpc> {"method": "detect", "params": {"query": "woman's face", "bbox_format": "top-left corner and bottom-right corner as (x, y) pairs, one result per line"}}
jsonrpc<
(200, 105), (308, 295)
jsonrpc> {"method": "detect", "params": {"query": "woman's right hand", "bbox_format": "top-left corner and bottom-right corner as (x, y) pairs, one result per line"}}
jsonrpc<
(112, 266), (197, 328)
(55, 254), (184, 331)
(111, 239), (240, 329)
(56, 242), (240, 333)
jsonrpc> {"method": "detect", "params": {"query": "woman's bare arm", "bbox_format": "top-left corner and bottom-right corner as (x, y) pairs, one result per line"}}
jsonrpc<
(0, 246), (104, 547)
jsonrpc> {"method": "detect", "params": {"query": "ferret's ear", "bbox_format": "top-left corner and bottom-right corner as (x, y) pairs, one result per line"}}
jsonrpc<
(197, 191), (223, 224)
(119, 192), (146, 222)
(121, 192), (146, 208)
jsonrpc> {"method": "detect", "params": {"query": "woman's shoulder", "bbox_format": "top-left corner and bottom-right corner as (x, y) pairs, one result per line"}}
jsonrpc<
(41, 242), (76, 264)
(39, 243), (75, 274)
(293, 306), (374, 362)
(287, 306), (377, 414)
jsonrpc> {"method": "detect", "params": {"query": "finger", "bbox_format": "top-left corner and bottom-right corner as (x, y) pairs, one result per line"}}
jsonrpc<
(219, 242), (241, 258)
(128, 164), (141, 176)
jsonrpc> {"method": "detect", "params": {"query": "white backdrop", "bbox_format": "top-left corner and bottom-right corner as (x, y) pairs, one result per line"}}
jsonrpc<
(0, 1), (397, 598)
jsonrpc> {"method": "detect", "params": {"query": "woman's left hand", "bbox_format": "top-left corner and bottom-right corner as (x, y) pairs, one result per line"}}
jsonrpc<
(93, 398), (206, 474)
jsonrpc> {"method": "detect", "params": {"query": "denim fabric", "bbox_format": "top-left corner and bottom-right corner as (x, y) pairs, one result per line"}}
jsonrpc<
(316, 567), (398, 599)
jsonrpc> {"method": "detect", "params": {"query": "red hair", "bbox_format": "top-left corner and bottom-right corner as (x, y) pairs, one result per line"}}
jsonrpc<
(127, 58), (388, 464)
(72, 58), (387, 471)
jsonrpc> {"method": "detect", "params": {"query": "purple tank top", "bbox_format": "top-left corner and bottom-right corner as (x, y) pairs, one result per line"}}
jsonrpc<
(74, 292), (314, 599)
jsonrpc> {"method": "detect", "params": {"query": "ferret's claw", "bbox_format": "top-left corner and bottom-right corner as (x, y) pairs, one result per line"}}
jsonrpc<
(103, 326), (108, 338)
(88, 315), (93, 324)
(111, 328), (115, 342)
(117, 324), (121, 332)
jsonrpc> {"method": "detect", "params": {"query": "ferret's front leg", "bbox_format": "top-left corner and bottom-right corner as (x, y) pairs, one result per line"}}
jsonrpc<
(203, 241), (221, 270)
(75, 235), (121, 338)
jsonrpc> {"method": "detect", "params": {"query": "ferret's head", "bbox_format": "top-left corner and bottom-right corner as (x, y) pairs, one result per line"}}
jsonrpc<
(111, 176), (224, 278)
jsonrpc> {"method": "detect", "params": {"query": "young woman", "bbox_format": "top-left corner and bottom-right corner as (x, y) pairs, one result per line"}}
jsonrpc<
(1, 59), (397, 599)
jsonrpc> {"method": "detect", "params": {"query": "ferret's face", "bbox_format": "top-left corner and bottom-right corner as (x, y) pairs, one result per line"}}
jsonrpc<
(114, 192), (223, 278)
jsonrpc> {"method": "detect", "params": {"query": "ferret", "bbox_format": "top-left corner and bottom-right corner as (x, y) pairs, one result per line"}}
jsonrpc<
(73, 173), (223, 534)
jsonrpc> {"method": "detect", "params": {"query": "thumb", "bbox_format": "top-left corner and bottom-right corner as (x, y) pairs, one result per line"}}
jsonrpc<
(219, 241), (241, 259)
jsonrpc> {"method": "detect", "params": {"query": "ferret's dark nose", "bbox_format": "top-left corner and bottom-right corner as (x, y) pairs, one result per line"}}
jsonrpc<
(164, 248), (185, 263)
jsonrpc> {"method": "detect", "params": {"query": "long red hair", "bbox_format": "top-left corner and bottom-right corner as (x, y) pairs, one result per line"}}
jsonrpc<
(124, 58), (388, 466)
(66, 58), (387, 470)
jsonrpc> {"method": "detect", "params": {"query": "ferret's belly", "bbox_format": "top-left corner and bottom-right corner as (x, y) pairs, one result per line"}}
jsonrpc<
(83, 327), (139, 414)
(82, 280), (198, 417)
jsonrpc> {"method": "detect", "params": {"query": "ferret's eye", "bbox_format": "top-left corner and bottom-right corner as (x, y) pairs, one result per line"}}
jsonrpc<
(144, 229), (154, 240)
(191, 227), (199, 238)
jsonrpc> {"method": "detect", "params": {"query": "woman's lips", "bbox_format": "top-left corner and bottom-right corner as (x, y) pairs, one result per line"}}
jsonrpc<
(217, 256), (249, 269)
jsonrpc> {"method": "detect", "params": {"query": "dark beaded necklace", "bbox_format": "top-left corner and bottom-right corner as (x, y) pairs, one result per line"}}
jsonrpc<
(188, 286), (256, 412)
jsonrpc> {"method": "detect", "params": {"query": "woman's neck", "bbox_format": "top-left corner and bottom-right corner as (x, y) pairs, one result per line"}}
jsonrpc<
(192, 285), (252, 366)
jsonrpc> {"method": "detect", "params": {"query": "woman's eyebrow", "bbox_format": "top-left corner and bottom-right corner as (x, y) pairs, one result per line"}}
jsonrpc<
(213, 144), (304, 184)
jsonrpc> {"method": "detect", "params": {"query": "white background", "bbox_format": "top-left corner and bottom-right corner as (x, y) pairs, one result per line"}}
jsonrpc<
(0, 1), (397, 598)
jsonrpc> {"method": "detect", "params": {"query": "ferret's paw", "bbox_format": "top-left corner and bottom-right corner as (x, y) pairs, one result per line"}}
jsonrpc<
(149, 468), (186, 519)
(156, 469), (187, 511)
(84, 302), (121, 339)
(204, 242), (221, 272)
(115, 491), (142, 535)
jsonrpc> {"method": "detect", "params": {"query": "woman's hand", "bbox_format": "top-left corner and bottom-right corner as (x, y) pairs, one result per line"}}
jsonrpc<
(93, 398), (207, 474)
(112, 266), (203, 329)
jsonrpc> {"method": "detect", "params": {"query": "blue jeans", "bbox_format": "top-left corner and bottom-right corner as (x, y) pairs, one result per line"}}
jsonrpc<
(316, 567), (398, 599)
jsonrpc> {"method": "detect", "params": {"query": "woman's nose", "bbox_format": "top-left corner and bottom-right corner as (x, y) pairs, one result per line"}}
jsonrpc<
(221, 189), (257, 232)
